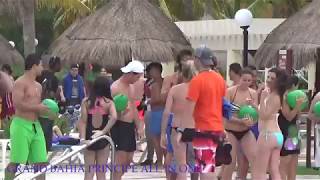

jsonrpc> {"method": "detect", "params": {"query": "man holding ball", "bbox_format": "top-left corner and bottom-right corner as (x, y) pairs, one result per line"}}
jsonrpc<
(5, 54), (49, 180)
(110, 60), (145, 180)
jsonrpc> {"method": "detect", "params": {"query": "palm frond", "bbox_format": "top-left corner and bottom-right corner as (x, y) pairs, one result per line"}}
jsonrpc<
(159, 0), (173, 20)
(37, 0), (91, 16)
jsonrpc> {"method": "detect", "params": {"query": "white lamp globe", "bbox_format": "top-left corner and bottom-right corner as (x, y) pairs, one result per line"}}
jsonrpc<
(235, 9), (253, 27)
(35, 38), (38, 46)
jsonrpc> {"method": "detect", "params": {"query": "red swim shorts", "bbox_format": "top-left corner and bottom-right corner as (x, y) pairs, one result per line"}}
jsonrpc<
(192, 131), (220, 173)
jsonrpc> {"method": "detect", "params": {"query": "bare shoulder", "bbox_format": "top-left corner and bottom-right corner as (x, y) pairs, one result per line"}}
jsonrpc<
(111, 80), (118, 89)
(169, 84), (179, 94)
(248, 88), (257, 94)
(14, 76), (26, 86)
(171, 83), (184, 90)
(104, 97), (113, 104)
(35, 81), (42, 89)
(111, 80), (120, 95)
(227, 86), (236, 93)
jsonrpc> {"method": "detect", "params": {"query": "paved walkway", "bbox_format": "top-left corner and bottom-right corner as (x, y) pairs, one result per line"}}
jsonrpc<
(8, 169), (320, 180)
(1, 129), (320, 179)
(2, 148), (319, 180)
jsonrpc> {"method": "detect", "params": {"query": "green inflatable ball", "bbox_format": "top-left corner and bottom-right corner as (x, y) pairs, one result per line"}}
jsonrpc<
(238, 105), (259, 122)
(313, 101), (320, 117)
(286, 90), (308, 110)
(41, 99), (59, 118)
(114, 94), (128, 112)
(43, 99), (59, 113)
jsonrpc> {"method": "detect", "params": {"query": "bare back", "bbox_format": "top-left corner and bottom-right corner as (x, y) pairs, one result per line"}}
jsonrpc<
(13, 75), (42, 121)
(259, 93), (281, 132)
(225, 85), (257, 131)
(111, 79), (136, 123)
(161, 73), (178, 94)
(170, 83), (195, 129)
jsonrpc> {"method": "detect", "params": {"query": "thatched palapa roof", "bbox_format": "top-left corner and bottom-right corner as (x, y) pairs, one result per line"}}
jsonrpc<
(254, 0), (320, 69)
(0, 0), (21, 20)
(49, 0), (191, 67)
(0, 34), (24, 67)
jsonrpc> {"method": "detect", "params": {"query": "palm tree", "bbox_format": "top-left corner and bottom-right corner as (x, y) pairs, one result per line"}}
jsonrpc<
(0, 0), (308, 57)
(20, 0), (36, 57)
(37, 0), (107, 35)
(1, 0), (105, 56)
(161, 0), (307, 20)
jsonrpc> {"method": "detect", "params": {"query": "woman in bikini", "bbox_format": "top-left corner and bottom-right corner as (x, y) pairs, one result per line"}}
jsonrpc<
(251, 68), (289, 180)
(222, 68), (258, 180)
(79, 76), (117, 180)
(279, 76), (304, 180)
(160, 61), (198, 180)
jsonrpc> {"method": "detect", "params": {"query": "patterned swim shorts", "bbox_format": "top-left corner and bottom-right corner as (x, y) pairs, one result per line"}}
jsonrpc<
(192, 132), (220, 173)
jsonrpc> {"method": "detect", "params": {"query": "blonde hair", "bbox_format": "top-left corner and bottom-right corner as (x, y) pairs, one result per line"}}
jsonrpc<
(181, 61), (197, 81)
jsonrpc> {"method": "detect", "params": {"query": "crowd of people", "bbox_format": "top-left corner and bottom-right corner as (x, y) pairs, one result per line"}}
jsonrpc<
(0, 45), (319, 180)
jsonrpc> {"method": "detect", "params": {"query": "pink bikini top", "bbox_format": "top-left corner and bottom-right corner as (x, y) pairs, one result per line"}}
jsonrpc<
(87, 97), (108, 115)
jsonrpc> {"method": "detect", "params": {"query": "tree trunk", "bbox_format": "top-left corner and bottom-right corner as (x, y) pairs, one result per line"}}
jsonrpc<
(20, 0), (36, 57)
(183, 0), (194, 20)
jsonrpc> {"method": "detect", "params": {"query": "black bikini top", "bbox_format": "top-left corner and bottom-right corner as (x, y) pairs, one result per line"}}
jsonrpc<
(231, 86), (253, 106)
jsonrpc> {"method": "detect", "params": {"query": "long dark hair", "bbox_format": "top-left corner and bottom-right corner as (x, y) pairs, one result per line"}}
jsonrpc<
(269, 68), (289, 104)
(88, 76), (112, 109)
(286, 75), (299, 89)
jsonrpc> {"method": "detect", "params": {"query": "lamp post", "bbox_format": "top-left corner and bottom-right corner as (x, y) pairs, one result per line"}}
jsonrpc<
(235, 9), (253, 67)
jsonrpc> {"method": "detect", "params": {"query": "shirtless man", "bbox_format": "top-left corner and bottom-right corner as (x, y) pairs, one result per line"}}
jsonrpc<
(229, 63), (242, 86)
(160, 61), (197, 180)
(161, 50), (193, 95)
(110, 60), (144, 180)
(160, 49), (193, 178)
(148, 62), (165, 165)
(5, 54), (49, 180)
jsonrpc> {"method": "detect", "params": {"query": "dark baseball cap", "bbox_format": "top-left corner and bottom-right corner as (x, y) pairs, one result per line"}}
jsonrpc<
(194, 46), (214, 66)
(70, 63), (79, 69)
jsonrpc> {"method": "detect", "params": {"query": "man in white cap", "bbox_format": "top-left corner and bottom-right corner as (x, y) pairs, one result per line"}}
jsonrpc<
(110, 60), (145, 180)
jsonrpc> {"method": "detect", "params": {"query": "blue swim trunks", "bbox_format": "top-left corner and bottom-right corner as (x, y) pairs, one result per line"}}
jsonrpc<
(150, 109), (164, 136)
(166, 113), (174, 153)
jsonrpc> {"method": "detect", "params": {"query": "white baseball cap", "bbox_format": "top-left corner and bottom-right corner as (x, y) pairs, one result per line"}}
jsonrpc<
(121, 60), (144, 74)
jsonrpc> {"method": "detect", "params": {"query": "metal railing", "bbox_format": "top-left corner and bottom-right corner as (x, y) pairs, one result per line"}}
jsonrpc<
(14, 135), (115, 180)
